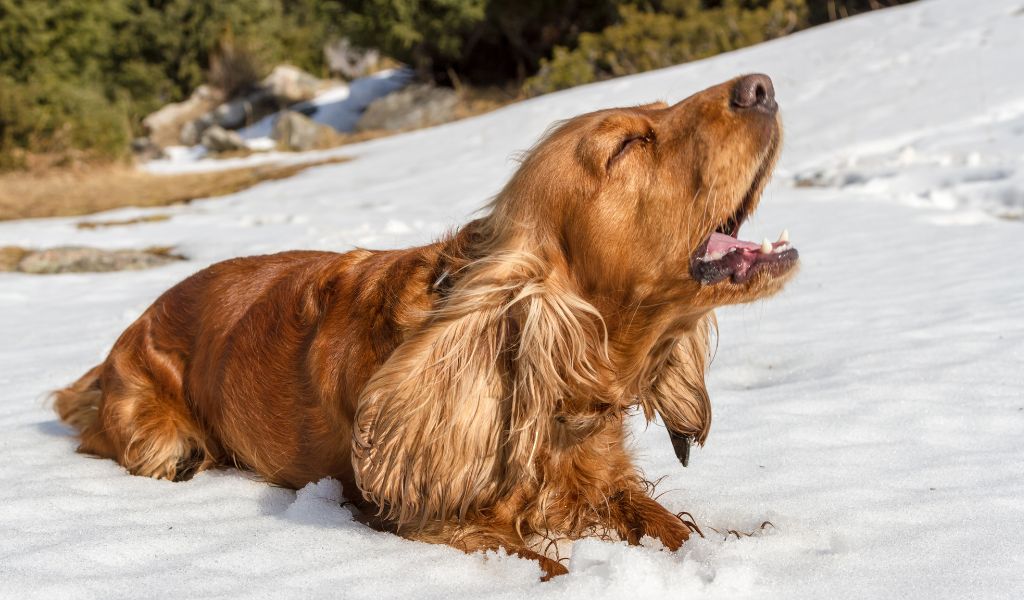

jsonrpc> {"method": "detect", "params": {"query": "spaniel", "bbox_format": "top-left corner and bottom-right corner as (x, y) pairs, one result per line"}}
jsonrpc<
(55, 74), (797, 579)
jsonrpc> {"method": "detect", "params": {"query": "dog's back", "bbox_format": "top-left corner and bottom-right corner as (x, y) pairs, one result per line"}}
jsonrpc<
(54, 245), (450, 489)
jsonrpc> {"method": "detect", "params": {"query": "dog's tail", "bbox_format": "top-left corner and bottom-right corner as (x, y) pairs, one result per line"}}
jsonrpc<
(53, 365), (103, 433)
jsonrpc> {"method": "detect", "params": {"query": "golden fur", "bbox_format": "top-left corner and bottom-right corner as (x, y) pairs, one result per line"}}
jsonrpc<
(55, 75), (796, 579)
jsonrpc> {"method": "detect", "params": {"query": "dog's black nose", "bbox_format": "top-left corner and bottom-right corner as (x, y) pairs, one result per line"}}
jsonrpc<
(731, 74), (777, 114)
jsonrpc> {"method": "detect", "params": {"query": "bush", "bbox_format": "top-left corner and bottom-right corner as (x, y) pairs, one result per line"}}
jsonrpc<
(526, 0), (807, 95)
(337, 0), (621, 84)
(0, 75), (132, 168)
(208, 34), (270, 99)
(0, 0), (337, 170)
(0, 0), (914, 169)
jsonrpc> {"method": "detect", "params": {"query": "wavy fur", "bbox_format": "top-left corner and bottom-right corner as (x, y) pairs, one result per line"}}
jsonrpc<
(53, 75), (796, 580)
(640, 313), (717, 444)
(353, 252), (609, 527)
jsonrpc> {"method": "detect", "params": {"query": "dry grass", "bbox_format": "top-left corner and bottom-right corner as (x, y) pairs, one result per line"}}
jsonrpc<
(76, 214), (173, 229)
(453, 84), (524, 120)
(0, 82), (517, 224)
(0, 156), (351, 222)
(0, 246), (28, 271)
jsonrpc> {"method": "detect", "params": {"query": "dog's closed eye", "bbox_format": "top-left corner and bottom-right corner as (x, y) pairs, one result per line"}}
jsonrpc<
(607, 130), (655, 171)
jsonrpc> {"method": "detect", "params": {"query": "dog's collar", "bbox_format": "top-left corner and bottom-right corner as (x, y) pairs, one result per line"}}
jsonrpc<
(668, 430), (694, 467)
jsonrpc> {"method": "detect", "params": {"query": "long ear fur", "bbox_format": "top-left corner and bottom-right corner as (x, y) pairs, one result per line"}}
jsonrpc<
(352, 252), (607, 528)
(640, 312), (716, 444)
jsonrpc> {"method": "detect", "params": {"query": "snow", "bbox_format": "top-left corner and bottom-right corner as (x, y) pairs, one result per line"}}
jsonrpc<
(2, 0), (1023, 597)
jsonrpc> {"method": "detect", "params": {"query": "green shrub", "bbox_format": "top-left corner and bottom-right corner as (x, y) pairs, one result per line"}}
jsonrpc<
(334, 0), (489, 77)
(0, 0), (338, 169)
(0, 0), (914, 169)
(336, 0), (621, 83)
(0, 74), (132, 166)
(526, 0), (807, 95)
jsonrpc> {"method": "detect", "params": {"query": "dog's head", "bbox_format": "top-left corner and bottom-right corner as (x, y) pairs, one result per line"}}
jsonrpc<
(354, 76), (798, 524)
(493, 73), (797, 314)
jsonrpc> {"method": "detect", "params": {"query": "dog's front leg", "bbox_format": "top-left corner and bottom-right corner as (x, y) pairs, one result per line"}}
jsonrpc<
(403, 523), (569, 581)
(606, 488), (697, 550)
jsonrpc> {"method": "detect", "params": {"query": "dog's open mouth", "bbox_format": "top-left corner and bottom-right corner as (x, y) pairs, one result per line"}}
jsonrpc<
(690, 191), (798, 285)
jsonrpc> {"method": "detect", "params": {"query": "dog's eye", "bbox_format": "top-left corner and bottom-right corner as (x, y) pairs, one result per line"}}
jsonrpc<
(607, 131), (655, 171)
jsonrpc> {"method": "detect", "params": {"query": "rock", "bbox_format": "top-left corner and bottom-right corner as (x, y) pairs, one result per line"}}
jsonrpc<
(14, 247), (182, 275)
(271, 111), (343, 152)
(207, 66), (326, 132)
(262, 65), (331, 105)
(211, 89), (277, 130)
(179, 113), (215, 146)
(170, 65), (332, 148)
(175, 65), (330, 146)
(324, 39), (381, 80)
(142, 85), (222, 148)
(200, 125), (247, 153)
(131, 137), (164, 161)
(355, 84), (458, 133)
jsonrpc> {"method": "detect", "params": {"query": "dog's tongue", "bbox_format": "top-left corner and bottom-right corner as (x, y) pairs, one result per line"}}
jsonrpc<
(707, 232), (762, 255)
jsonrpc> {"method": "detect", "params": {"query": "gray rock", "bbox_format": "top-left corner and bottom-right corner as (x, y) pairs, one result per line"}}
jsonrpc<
(14, 247), (182, 274)
(200, 125), (247, 153)
(271, 111), (342, 152)
(142, 85), (222, 148)
(131, 137), (164, 161)
(180, 113), (216, 146)
(356, 84), (458, 133)
(173, 65), (330, 146)
(212, 89), (277, 130)
(208, 66), (325, 131)
(262, 65), (330, 105)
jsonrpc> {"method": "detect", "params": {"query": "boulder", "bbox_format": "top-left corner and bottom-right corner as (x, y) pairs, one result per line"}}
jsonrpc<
(200, 126), (247, 153)
(271, 111), (343, 152)
(172, 65), (334, 148)
(201, 66), (325, 133)
(142, 85), (222, 148)
(180, 113), (216, 146)
(211, 89), (277, 130)
(13, 247), (182, 274)
(355, 84), (458, 133)
(262, 65), (331, 105)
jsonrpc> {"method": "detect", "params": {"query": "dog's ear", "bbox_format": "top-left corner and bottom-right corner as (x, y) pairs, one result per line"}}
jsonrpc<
(641, 312), (716, 446)
(352, 253), (606, 528)
(576, 112), (657, 176)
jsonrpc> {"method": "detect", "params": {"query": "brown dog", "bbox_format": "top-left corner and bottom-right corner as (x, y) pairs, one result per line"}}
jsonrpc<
(55, 74), (797, 578)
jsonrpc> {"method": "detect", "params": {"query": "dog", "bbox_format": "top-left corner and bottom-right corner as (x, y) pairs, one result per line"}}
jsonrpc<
(55, 74), (797, 579)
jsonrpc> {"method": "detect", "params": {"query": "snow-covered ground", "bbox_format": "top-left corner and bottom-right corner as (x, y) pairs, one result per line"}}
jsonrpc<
(2, 0), (1023, 597)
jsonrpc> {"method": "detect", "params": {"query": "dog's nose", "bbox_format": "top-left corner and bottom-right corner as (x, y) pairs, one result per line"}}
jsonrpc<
(731, 74), (777, 114)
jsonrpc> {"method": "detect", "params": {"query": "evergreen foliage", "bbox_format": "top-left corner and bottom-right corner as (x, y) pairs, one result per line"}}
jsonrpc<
(528, 0), (807, 94)
(0, 0), (913, 168)
(0, 0), (336, 166)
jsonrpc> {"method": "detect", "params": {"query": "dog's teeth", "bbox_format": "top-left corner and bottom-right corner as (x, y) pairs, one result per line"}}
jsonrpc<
(778, 228), (789, 243)
(760, 238), (772, 254)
